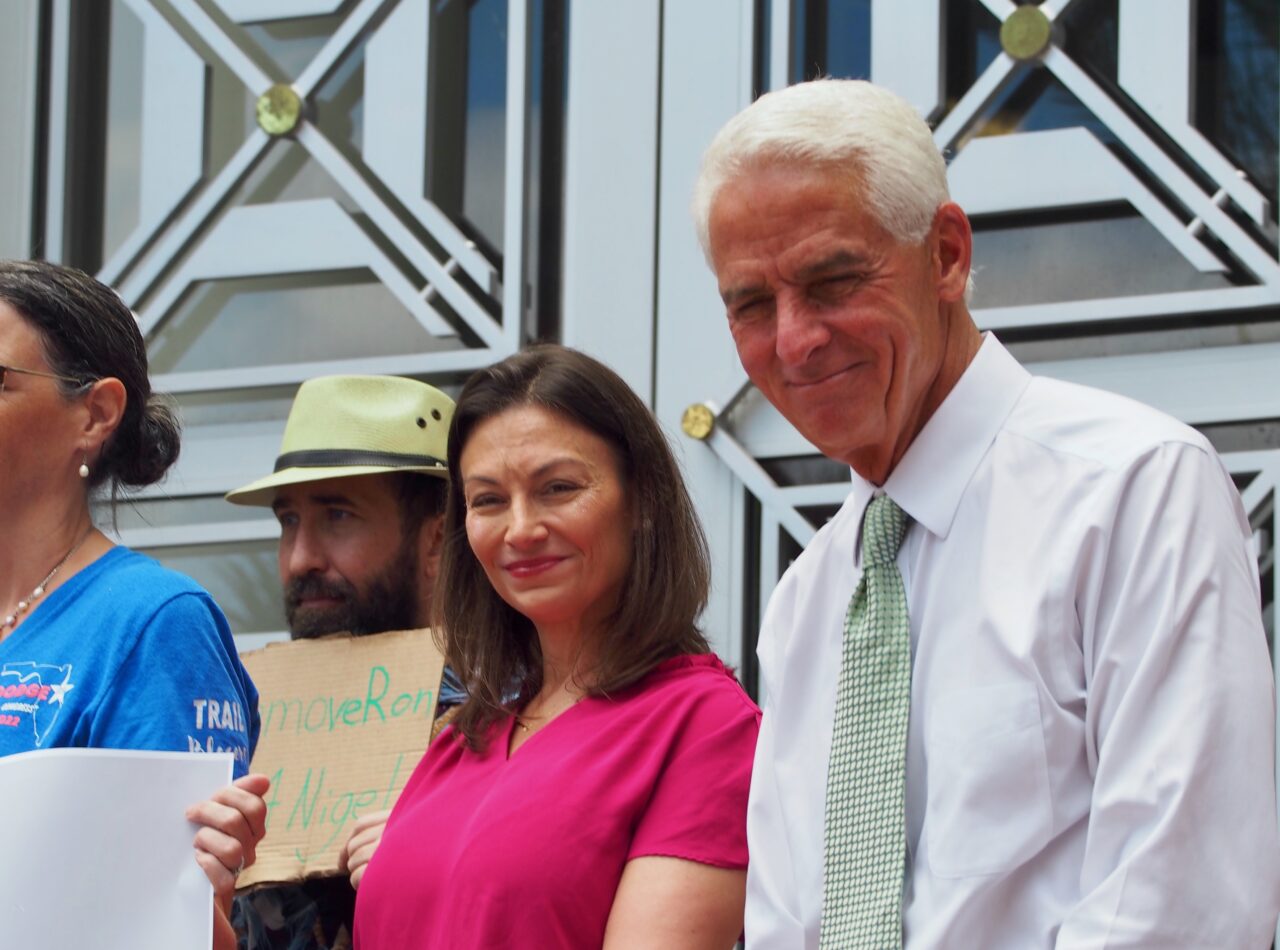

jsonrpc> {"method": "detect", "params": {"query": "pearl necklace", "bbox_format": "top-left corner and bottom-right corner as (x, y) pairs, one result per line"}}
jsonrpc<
(2, 530), (92, 631)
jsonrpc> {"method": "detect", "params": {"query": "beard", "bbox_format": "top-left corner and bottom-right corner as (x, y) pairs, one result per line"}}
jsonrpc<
(285, 544), (421, 640)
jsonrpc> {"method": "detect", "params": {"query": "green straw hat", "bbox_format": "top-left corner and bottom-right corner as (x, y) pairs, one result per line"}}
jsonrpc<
(226, 374), (454, 507)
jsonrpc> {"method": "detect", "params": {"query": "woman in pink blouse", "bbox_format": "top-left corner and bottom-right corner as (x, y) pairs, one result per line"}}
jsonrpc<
(353, 344), (760, 948)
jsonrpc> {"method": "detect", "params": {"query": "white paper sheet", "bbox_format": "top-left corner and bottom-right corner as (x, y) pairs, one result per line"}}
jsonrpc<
(0, 748), (233, 950)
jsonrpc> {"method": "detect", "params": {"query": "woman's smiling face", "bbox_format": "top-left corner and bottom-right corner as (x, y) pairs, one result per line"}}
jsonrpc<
(460, 403), (633, 638)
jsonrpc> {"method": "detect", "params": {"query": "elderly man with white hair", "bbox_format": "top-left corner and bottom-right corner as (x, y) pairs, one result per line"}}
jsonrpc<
(694, 78), (1280, 948)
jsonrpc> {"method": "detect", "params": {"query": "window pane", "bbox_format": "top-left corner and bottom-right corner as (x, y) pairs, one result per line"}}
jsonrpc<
(428, 0), (510, 254)
(791, 0), (870, 83)
(1197, 0), (1279, 220)
(464, 0), (508, 248)
(139, 540), (287, 636)
(148, 270), (462, 375)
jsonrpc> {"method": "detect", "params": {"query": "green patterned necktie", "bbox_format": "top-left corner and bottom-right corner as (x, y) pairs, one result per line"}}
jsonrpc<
(821, 493), (911, 949)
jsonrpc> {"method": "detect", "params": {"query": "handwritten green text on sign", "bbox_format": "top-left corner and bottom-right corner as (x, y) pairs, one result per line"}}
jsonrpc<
(238, 629), (445, 887)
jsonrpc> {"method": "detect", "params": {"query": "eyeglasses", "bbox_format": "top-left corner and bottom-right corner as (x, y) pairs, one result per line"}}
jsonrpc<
(0, 363), (88, 393)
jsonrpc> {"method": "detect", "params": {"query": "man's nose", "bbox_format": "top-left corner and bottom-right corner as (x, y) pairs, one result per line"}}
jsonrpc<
(774, 296), (829, 366)
(284, 524), (328, 578)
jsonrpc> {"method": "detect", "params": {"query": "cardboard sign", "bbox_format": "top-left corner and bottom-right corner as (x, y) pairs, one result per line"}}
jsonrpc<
(237, 629), (445, 888)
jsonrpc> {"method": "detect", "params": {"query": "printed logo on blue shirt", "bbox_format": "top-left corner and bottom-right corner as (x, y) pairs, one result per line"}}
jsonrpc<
(188, 697), (252, 766)
(0, 662), (76, 746)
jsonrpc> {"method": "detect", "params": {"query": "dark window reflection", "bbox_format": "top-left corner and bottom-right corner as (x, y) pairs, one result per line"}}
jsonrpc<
(526, 0), (568, 341)
(1059, 0), (1118, 81)
(463, 0), (508, 248)
(791, 0), (870, 84)
(426, 0), (567, 337)
(428, 0), (507, 254)
(1197, 0), (1279, 223)
(754, 0), (770, 98)
(945, 0), (1002, 99)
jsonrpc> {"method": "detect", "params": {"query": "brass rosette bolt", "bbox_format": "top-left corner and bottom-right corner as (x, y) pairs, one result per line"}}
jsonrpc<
(1000, 6), (1054, 62)
(256, 83), (305, 137)
(681, 403), (717, 441)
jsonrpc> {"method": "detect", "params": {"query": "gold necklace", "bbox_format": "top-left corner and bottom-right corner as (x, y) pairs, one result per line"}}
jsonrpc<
(515, 691), (582, 734)
(2, 529), (92, 631)
(514, 710), (546, 733)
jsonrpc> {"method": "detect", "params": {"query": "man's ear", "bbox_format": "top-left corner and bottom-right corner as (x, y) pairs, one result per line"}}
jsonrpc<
(81, 376), (127, 459)
(419, 513), (446, 587)
(932, 202), (973, 304)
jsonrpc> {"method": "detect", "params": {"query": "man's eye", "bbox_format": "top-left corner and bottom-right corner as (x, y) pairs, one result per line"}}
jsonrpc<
(276, 512), (298, 529)
(814, 275), (859, 297)
(327, 508), (354, 522)
(732, 299), (770, 321)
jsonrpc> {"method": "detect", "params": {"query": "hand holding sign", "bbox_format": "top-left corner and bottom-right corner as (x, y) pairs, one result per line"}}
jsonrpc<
(339, 808), (391, 889)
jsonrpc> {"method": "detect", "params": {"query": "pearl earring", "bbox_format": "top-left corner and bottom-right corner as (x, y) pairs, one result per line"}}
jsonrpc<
(78, 457), (89, 479)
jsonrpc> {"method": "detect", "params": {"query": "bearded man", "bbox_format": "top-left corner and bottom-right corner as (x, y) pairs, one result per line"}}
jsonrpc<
(225, 374), (461, 950)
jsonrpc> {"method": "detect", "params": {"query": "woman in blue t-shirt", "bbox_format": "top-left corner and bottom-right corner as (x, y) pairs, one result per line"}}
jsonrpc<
(0, 259), (265, 947)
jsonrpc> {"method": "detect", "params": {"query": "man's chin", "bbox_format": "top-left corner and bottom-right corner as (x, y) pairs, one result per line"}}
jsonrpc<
(287, 607), (353, 640)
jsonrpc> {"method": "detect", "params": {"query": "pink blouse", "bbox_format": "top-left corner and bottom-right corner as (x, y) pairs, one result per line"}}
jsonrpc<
(354, 654), (761, 948)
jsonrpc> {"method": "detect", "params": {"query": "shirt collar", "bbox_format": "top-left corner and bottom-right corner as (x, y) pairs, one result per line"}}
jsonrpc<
(850, 333), (1031, 542)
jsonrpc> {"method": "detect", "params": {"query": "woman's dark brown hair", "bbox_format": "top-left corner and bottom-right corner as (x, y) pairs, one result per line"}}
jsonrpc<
(435, 344), (712, 750)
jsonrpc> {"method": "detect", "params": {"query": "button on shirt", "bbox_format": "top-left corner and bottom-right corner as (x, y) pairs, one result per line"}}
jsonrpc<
(745, 335), (1280, 949)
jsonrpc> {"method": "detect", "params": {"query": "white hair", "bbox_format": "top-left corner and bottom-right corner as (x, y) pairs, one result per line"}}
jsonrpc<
(692, 79), (950, 259)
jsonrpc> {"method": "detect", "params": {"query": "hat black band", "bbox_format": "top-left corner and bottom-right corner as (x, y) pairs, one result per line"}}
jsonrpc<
(274, 449), (446, 472)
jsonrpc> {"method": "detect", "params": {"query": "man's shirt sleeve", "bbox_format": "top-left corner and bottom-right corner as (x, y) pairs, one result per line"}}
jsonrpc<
(1058, 442), (1280, 947)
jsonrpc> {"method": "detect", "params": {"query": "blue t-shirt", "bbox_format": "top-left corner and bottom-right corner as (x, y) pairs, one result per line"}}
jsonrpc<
(0, 546), (260, 776)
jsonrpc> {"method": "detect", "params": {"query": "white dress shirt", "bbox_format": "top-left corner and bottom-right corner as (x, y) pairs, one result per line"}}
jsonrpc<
(745, 335), (1280, 949)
